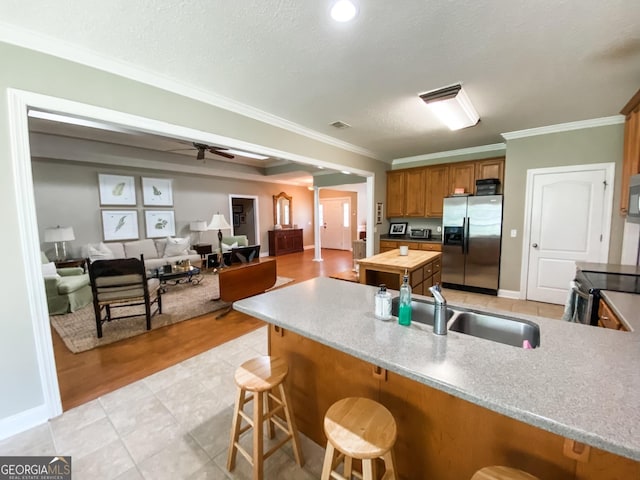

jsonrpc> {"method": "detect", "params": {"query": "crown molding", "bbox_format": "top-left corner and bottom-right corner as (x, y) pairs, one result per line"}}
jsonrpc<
(501, 115), (625, 140)
(0, 23), (380, 161)
(393, 142), (506, 166)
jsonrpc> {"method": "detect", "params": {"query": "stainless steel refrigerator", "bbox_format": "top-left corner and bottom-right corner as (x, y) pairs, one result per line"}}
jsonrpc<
(442, 195), (503, 294)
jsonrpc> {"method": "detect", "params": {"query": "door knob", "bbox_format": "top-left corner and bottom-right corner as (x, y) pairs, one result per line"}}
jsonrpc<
(532, 243), (538, 248)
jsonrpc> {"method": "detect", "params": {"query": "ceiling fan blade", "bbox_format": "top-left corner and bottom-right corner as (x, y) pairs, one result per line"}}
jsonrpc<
(211, 149), (235, 159)
(196, 148), (205, 160)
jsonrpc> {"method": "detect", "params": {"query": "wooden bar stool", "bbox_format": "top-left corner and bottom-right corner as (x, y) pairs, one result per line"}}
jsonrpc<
(227, 355), (304, 480)
(321, 397), (398, 480)
(471, 466), (540, 480)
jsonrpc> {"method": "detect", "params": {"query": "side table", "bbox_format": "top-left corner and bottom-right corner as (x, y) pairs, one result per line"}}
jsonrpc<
(54, 258), (86, 271)
(193, 244), (213, 269)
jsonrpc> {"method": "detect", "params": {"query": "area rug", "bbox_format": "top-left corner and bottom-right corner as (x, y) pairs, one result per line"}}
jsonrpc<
(51, 274), (294, 353)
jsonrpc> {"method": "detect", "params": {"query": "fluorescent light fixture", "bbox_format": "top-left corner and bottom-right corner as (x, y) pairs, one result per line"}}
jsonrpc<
(419, 84), (480, 130)
(341, 170), (351, 175)
(223, 148), (269, 160)
(331, 0), (357, 22)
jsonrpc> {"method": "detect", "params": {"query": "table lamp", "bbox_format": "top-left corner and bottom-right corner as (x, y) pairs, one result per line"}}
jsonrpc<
(208, 213), (232, 266)
(190, 220), (208, 245)
(44, 226), (75, 260)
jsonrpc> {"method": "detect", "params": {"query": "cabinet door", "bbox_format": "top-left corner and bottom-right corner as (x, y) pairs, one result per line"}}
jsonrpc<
(621, 106), (640, 214)
(419, 243), (442, 252)
(386, 171), (406, 217)
(448, 162), (476, 196)
(475, 157), (505, 194)
(268, 326), (380, 446)
(404, 169), (426, 217)
(425, 165), (449, 217)
(598, 300), (626, 331)
(380, 240), (398, 252)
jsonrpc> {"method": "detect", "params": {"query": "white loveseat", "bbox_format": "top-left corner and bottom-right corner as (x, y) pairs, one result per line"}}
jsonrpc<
(83, 238), (202, 273)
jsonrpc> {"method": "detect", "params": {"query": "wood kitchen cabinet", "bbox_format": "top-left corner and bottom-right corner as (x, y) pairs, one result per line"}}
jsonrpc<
(620, 88), (640, 215)
(425, 164), (449, 217)
(597, 299), (628, 331)
(475, 157), (505, 193)
(268, 228), (303, 256)
(268, 328), (638, 480)
(386, 170), (405, 217)
(379, 240), (441, 253)
(386, 169), (425, 217)
(448, 161), (476, 195)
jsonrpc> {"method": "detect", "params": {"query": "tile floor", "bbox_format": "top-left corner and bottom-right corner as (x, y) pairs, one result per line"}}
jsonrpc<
(0, 293), (564, 480)
(0, 327), (325, 480)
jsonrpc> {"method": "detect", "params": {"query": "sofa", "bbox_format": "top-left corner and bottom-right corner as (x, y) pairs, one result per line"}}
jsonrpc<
(41, 252), (92, 315)
(83, 238), (202, 273)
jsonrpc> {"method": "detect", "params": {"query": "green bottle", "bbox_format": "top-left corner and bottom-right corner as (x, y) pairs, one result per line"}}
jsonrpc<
(398, 271), (412, 326)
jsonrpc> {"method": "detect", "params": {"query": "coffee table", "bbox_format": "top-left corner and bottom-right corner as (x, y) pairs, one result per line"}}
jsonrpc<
(155, 265), (203, 292)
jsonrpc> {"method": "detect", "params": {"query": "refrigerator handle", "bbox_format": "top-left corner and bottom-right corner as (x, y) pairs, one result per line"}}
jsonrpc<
(462, 217), (469, 254)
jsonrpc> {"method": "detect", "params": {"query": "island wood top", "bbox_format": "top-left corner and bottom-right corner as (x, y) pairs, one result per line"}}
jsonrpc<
(357, 249), (440, 272)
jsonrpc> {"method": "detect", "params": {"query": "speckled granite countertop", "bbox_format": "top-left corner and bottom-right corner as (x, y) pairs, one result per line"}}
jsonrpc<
(234, 277), (640, 461)
(600, 291), (640, 332)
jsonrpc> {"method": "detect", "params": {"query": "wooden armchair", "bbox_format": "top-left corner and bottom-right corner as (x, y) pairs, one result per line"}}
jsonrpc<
(87, 255), (162, 338)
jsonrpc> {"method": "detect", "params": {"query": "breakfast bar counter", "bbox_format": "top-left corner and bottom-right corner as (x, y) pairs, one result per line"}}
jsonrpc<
(234, 277), (640, 479)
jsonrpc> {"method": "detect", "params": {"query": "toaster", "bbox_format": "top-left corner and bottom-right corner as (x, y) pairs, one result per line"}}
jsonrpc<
(409, 228), (432, 239)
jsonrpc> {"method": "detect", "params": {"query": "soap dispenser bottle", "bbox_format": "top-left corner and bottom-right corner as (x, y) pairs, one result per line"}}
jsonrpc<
(398, 270), (412, 326)
(374, 284), (392, 321)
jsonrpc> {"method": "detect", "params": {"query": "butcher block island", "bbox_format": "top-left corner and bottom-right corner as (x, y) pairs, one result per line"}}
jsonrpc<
(234, 277), (640, 480)
(358, 248), (441, 294)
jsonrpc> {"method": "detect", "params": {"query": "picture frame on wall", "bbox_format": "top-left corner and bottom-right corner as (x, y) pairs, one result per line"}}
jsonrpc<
(142, 177), (173, 206)
(98, 174), (136, 206)
(101, 210), (139, 241)
(232, 205), (243, 213)
(145, 210), (176, 238)
(376, 202), (384, 224)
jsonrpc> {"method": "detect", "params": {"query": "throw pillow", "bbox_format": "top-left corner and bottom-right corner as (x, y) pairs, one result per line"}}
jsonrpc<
(164, 237), (190, 257)
(87, 242), (115, 261)
(221, 241), (238, 252)
(41, 262), (60, 279)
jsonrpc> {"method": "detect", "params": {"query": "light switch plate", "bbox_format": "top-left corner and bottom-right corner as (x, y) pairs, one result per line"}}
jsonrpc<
(510, 229), (517, 238)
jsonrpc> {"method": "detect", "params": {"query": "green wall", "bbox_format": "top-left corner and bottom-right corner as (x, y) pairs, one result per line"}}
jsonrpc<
(500, 124), (624, 292)
(0, 41), (387, 433)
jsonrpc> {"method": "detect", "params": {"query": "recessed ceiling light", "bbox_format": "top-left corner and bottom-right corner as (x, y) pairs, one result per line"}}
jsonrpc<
(331, 0), (357, 22)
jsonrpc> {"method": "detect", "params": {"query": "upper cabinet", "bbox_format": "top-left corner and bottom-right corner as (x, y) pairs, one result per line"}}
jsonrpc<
(620, 88), (640, 215)
(387, 157), (505, 218)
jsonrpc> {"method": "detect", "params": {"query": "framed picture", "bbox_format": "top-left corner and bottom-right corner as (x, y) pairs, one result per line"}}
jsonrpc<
(376, 202), (384, 224)
(145, 210), (176, 238)
(239, 214), (246, 224)
(101, 210), (139, 241)
(98, 174), (136, 206)
(232, 205), (243, 213)
(388, 222), (408, 236)
(142, 177), (173, 206)
(233, 213), (240, 227)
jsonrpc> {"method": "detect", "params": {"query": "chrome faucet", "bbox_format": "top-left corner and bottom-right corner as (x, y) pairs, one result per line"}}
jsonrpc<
(429, 283), (448, 335)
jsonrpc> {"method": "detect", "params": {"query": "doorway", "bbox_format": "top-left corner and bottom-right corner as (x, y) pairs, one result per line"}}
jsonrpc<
(521, 163), (614, 304)
(320, 197), (351, 250)
(230, 195), (259, 245)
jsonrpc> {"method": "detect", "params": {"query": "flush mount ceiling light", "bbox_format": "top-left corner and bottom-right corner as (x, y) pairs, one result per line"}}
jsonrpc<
(331, 0), (357, 22)
(419, 84), (480, 131)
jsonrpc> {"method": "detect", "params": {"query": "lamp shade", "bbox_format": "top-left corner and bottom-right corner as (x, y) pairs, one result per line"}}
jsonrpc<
(208, 214), (231, 231)
(419, 84), (479, 131)
(44, 226), (75, 242)
(190, 221), (208, 232)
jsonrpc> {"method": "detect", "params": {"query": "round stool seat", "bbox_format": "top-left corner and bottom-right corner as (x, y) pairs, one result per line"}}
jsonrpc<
(471, 466), (540, 480)
(324, 397), (397, 459)
(234, 355), (288, 392)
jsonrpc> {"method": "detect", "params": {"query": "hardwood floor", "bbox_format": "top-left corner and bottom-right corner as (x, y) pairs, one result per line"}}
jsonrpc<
(52, 248), (353, 411)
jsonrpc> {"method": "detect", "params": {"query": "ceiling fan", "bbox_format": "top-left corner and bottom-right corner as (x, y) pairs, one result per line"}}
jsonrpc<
(169, 142), (235, 160)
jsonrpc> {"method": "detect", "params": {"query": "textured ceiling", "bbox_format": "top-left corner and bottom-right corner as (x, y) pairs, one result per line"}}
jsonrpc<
(1, 1), (640, 161)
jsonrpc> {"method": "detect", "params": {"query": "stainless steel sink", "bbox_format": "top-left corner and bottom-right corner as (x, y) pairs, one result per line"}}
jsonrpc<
(391, 297), (454, 326)
(448, 311), (540, 348)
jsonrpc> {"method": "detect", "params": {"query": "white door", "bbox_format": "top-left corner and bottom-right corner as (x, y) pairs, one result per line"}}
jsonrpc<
(525, 165), (612, 304)
(320, 198), (351, 250)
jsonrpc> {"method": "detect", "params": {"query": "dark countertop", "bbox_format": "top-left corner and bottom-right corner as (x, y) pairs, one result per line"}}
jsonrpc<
(380, 234), (442, 244)
(576, 262), (640, 275)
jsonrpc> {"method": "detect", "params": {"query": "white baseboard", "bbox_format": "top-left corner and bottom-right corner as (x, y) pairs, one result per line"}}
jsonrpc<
(498, 289), (521, 299)
(0, 403), (50, 441)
